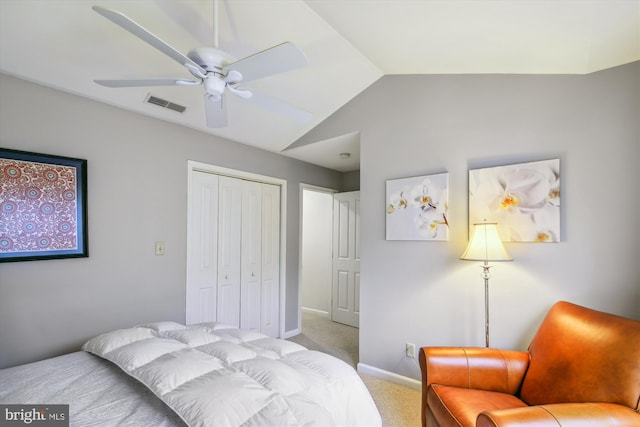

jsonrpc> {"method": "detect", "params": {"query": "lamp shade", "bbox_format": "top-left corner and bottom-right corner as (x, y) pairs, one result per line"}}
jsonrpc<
(461, 222), (512, 262)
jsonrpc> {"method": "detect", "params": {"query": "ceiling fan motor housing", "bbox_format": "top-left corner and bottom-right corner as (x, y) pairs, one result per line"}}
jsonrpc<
(187, 47), (235, 73)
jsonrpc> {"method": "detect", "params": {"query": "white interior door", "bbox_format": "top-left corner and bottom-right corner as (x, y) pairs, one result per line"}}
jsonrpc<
(186, 171), (219, 324)
(332, 191), (361, 327)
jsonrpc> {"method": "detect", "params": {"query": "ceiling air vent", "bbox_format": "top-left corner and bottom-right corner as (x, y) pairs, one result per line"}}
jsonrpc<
(145, 95), (186, 113)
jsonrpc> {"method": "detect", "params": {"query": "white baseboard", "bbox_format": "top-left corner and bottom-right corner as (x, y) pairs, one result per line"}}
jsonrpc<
(301, 307), (330, 318)
(357, 363), (422, 391)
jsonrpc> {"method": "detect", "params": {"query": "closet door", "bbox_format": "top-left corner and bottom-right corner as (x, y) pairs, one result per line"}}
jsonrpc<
(186, 166), (282, 336)
(240, 180), (262, 331)
(186, 171), (219, 324)
(260, 183), (280, 337)
(216, 176), (242, 327)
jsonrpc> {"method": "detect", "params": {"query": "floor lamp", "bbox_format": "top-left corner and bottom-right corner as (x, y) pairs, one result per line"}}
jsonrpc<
(460, 221), (512, 348)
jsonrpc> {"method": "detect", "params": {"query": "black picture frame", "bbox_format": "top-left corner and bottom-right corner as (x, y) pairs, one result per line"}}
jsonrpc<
(0, 148), (88, 262)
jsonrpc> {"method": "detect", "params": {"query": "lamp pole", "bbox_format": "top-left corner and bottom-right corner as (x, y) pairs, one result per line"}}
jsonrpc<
(460, 221), (511, 349)
(481, 262), (492, 348)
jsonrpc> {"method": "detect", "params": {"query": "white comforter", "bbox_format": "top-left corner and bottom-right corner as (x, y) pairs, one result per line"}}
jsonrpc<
(82, 321), (381, 427)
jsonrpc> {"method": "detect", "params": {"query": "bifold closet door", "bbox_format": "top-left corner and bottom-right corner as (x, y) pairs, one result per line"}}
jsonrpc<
(239, 181), (280, 335)
(187, 171), (281, 336)
(240, 180), (262, 331)
(216, 176), (242, 327)
(260, 183), (280, 337)
(186, 171), (219, 324)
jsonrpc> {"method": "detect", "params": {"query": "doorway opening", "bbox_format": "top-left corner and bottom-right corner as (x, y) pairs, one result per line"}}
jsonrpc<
(300, 186), (333, 318)
(292, 185), (359, 367)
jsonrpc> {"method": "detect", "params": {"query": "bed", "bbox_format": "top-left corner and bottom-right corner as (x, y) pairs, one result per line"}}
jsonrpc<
(0, 321), (382, 426)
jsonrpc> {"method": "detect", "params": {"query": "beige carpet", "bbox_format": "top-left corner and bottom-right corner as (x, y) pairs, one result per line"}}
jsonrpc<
(288, 312), (421, 427)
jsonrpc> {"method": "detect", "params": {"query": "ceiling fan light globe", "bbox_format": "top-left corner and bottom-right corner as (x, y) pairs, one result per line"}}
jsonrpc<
(204, 76), (226, 96)
(206, 93), (222, 103)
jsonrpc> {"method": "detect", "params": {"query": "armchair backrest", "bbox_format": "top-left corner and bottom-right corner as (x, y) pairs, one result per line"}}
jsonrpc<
(520, 301), (640, 410)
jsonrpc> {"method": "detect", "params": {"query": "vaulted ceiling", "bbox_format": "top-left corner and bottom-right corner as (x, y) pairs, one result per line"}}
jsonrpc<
(1, 1), (638, 171)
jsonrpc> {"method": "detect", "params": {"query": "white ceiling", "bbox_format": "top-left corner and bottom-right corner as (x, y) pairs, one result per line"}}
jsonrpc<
(1, 1), (638, 172)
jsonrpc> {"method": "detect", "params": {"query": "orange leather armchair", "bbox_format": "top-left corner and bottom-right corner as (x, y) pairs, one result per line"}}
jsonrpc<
(419, 301), (640, 427)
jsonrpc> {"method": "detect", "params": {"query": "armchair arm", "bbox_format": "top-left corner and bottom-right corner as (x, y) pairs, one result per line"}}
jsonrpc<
(419, 347), (530, 394)
(419, 347), (530, 427)
(477, 403), (640, 427)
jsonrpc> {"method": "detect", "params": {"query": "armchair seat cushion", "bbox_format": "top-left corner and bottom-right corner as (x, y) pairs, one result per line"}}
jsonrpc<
(428, 385), (527, 427)
(476, 403), (640, 427)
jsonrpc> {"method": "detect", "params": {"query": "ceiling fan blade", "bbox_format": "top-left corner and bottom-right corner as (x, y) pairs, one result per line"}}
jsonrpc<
(248, 91), (312, 124)
(204, 93), (228, 128)
(223, 42), (308, 83)
(94, 78), (201, 88)
(92, 6), (206, 76)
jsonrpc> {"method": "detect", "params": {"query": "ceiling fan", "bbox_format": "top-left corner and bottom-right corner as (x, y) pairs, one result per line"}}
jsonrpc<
(92, 3), (312, 128)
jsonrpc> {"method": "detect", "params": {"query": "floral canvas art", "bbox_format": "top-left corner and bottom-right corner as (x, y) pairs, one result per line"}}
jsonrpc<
(469, 159), (560, 242)
(386, 172), (449, 240)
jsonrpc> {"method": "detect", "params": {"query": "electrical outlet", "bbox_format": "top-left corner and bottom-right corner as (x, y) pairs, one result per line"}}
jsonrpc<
(406, 342), (416, 358)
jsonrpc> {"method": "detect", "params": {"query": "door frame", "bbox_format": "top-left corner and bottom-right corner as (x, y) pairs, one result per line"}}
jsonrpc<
(187, 160), (288, 338)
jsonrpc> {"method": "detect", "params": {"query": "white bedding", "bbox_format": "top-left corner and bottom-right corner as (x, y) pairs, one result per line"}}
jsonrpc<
(82, 321), (381, 427)
(0, 351), (185, 426)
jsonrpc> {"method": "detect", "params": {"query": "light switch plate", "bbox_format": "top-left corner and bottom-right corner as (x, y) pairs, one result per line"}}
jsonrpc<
(155, 241), (165, 256)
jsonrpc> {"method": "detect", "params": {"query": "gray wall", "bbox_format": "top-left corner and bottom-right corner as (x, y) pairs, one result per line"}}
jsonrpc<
(341, 170), (360, 191)
(0, 73), (343, 369)
(2, 62), (639, 378)
(298, 62), (640, 380)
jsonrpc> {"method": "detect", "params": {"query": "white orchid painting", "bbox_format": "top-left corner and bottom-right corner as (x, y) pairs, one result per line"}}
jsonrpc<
(469, 159), (560, 242)
(386, 173), (449, 240)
